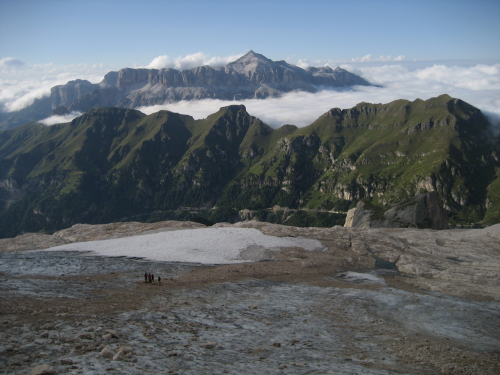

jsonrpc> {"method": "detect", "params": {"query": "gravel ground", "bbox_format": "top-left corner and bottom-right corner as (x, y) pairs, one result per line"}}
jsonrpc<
(1, 248), (499, 375)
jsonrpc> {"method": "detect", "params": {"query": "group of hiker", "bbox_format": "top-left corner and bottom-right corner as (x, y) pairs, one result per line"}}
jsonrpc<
(144, 272), (161, 284)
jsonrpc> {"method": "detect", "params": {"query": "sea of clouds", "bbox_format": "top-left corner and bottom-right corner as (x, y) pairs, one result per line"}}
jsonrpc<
(1, 53), (499, 130)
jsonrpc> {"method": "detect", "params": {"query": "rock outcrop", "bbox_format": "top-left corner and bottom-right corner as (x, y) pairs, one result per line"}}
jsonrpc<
(344, 191), (448, 229)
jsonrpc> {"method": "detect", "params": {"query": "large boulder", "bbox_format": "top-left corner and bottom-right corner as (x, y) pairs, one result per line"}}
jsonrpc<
(344, 191), (448, 229)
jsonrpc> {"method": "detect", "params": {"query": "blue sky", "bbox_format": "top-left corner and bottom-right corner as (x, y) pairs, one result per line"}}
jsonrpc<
(1, 0), (499, 67)
(0, 0), (499, 129)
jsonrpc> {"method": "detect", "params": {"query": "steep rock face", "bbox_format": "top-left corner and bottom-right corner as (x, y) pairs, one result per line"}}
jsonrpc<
(50, 79), (98, 109)
(0, 51), (373, 130)
(344, 191), (448, 229)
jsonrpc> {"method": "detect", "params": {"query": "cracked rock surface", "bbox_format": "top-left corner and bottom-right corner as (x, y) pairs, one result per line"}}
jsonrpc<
(1, 220), (499, 374)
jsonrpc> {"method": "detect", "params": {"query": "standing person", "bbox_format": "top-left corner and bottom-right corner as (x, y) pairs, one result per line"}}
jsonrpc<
(152, 274), (155, 283)
(158, 276), (161, 285)
(144, 272), (148, 283)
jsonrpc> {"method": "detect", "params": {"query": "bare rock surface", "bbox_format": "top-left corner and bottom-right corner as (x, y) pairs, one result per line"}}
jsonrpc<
(0, 233), (69, 252)
(364, 225), (500, 300)
(52, 220), (205, 243)
(345, 191), (448, 230)
(1, 220), (499, 374)
(30, 364), (57, 375)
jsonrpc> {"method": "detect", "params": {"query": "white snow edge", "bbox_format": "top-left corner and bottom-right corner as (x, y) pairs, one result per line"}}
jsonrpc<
(43, 227), (324, 264)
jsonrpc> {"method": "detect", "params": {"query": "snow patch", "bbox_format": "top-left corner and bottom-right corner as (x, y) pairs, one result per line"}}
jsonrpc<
(337, 271), (386, 284)
(43, 227), (324, 264)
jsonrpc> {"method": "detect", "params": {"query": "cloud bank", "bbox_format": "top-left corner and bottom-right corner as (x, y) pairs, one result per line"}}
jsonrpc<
(0, 57), (25, 69)
(295, 54), (407, 69)
(0, 60), (112, 112)
(39, 111), (82, 126)
(146, 52), (244, 70)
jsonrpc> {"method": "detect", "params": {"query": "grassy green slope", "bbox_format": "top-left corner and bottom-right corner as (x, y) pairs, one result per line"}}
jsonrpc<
(0, 95), (498, 238)
(217, 95), (498, 216)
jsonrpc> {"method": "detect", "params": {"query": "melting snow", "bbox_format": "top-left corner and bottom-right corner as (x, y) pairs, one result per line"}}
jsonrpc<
(337, 271), (387, 284)
(43, 227), (324, 264)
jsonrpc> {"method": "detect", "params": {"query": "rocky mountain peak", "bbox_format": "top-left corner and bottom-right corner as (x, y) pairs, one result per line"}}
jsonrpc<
(226, 51), (279, 75)
(220, 104), (247, 113)
(231, 50), (273, 65)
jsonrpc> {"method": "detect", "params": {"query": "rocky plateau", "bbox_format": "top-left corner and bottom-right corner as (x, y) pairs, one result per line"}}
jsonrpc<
(1, 220), (499, 374)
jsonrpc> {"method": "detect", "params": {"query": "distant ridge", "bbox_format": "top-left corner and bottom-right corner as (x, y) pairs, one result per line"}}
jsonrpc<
(0, 51), (373, 130)
(0, 94), (499, 238)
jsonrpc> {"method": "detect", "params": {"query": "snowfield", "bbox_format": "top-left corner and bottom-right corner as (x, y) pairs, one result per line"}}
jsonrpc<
(44, 227), (324, 264)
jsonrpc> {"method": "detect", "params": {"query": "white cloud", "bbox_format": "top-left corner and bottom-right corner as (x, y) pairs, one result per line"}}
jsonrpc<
(171, 52), (208, 70)
(39, 111), (82, 126)
(292, 54), (407, 69)
(352, 54), (373, 63)
(0, 57), (26, 69)
(205, 54), (244, 67)
(147, 52), (244, 70)
(296, 59), (310, 69)
(146, 55), (171, 69)
(147, 53), (209, 70)
(0, 62), (111, 112)
(350, 54), (407, 63)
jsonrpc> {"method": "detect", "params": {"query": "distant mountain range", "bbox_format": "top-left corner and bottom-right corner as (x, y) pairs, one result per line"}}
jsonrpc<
(0, 94), (499, 238)
(0, 51), (373, 130)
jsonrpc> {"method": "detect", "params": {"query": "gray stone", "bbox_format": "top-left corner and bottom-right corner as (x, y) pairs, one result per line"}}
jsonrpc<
(113, 350), (126, 361)
(79, 333), (92, 340)
(104, 329), (119, 338)
(200, 341), (217, 349)
(344, 191), (448, 229)
(239, 245), (274, 261)
(100, 345), (114, 359)
(30, 364), (57, 375)
(117, 346), (133, 354)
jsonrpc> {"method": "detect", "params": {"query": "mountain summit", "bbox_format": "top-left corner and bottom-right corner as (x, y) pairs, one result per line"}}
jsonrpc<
(225, 50), (276, 74)
(0, 51), (373, 130)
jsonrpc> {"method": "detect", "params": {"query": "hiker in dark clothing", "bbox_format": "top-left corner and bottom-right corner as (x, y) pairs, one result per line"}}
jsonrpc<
(148, 273), (152, 283)
(144, 272), (148, 283)
(152, 274), (155, 283)
(158, 276), (161, 285)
